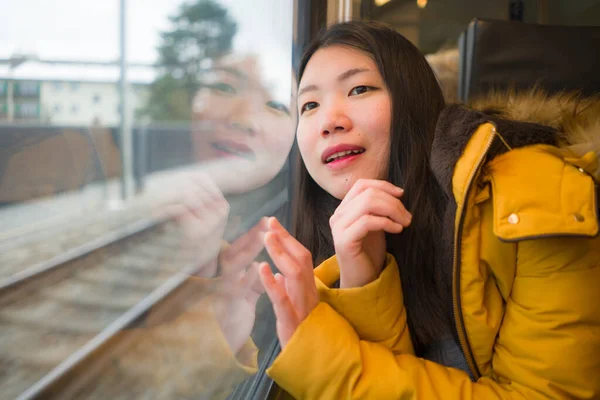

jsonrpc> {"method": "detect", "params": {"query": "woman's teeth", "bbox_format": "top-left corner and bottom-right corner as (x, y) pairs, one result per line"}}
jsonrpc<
(326, 149), (364, 163)
(212, 143), (255, 160)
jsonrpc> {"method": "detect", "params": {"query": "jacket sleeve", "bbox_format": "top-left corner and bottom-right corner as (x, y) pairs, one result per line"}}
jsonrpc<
(267, 243), (600, 400)
(266, 301), (487, 400)
(313, 253), (414, 355)
(266, 285), (599, 400)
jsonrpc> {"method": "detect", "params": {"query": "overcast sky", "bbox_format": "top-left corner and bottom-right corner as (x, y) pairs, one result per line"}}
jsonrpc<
(0, 0), (293, 100)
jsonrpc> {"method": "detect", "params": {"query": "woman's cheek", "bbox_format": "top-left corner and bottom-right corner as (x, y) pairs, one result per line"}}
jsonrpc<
(262, 117), (295, 154)
(354, 99), (390, 130)
(296, 125), (314, 168)
(255, 120), (294, 176)
(194, 94), (236, 120)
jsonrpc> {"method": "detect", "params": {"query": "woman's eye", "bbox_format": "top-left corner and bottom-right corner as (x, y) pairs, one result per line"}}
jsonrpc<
(203, 82), (237, 94)
(266, 100), (290, 115)
(300, 101), (318, 114)
(349, 85), (371, 96)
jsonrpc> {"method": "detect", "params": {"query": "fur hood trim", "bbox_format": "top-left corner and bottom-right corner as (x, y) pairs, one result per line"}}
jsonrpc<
(470, 89), (600, 176)
(431, 90), (600, 196)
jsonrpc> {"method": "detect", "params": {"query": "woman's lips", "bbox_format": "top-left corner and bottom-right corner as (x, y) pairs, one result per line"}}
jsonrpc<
(210, 140), (256, 161)
(321, 144), (366, 170)
(324, 151), (365, 170)
(321, 144), (366, 163)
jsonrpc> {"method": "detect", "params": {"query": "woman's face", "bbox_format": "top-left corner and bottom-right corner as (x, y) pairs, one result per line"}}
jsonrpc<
(192, 56), (295, 194)
(296, 45), (392, 199)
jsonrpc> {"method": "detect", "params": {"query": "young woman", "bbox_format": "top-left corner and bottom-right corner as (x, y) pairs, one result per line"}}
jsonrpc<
(258, 21), (600, 399)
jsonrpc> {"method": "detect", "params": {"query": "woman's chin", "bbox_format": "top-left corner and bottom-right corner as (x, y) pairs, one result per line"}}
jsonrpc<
(203, 157), (279, 195)
(320, 176), (356, 200)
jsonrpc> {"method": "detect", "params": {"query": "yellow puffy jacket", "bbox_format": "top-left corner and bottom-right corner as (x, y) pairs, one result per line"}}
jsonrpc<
(267, 91), (600, 399)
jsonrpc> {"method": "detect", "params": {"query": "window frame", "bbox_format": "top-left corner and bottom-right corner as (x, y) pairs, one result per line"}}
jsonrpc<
(227, 1), (328, 397)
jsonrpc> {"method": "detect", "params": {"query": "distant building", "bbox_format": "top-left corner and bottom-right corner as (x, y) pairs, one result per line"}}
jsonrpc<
(0, 60), (155, 126)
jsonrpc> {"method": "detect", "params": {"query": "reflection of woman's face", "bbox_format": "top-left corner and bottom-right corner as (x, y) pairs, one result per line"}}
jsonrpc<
(191, 56), (295, 194)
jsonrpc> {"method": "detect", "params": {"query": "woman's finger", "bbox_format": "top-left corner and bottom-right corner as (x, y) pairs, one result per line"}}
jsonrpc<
(259, 263), (290, 306)
(340, 179), (403, 207)
(334, 189), (412, 230)
(267, 217), (314, 271)
(243, 261), (265, 294)
(177, 174), (228, 220)
(179, 192), (228, 230)
(189, 171), (224, 202)
(265, 218), (319, 318)
(182, 181), (210, 210)
(229, 217), (268, 254)
(344, 214), (404, 243)
(264, 232), (316, 317)
(259, 263), (299, 345)
(264, 231), (302, 278)
(220, 218), (267, 276)
(161, 204), (187, 221)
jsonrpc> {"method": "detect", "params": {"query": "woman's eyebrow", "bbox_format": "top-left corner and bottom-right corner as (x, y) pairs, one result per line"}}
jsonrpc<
(337, 68), (370, 82)
(298, 84), (318, 97)
(211, 67), (245, 78)
(298, 68), (371, 97)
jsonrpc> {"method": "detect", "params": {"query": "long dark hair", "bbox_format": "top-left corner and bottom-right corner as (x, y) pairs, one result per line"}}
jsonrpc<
(292, 21), (451, 353)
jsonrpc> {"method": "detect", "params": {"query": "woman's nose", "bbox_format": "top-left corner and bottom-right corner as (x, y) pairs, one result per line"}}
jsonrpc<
(229, 120), (258, 136)
(319, 105), (352, 136)
(229, 95), (260, 136)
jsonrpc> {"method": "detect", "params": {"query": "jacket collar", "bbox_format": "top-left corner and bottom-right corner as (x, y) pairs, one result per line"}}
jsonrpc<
(430, 90), (600, 196)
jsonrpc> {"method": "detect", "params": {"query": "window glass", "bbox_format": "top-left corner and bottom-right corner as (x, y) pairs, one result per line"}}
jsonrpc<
(0, 0), (295, 398)
(358, 0), (600, 102)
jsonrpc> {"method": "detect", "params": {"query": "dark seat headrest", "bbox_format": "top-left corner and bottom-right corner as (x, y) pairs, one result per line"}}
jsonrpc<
(458, 18), (600, 102)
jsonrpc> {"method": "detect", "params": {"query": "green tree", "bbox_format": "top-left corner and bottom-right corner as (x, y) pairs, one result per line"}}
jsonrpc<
(141, 0), (237, 122)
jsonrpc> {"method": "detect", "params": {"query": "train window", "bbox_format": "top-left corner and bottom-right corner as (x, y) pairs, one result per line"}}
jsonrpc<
(358, 0), (600, 102)
(360, 0), (600, 51)
(0, 0), (300, 399)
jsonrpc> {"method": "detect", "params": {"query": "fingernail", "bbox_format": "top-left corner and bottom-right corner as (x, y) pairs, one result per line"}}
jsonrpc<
(264, 231), (272, 242)
(264, 231), (278, 245)
(259, 217), (269, 229)
(269, 217), (278, 229)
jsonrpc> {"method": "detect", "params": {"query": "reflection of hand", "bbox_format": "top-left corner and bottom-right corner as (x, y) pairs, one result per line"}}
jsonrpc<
(258, 217), (319, 348)
(163, 173), (229, 277)
(218, 217), (267, 278)
(213, 219), (268, 355)
(329, 179), (411, 288)
(214, 262), (264, 356)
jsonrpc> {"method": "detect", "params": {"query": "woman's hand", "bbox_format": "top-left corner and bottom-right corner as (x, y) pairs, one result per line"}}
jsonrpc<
(213, 261), (265, 355)
(211, 218), (268, 354)
(258, 217), (319, 348)
(330, 179), (411, 288)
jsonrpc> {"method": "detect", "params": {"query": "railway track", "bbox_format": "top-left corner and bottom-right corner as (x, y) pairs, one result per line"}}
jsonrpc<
(0, 186), (288, 399)
(0, 207), (153, 283)
(0, 214), (201, 400)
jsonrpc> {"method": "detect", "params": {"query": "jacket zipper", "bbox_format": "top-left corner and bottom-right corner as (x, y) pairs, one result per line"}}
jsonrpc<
(452, 127), (497, 380)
